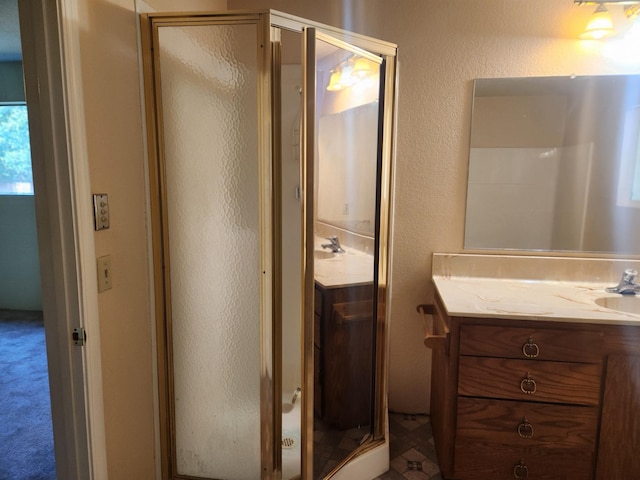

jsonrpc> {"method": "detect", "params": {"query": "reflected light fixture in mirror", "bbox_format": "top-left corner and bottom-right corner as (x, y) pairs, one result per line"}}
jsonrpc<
(326, 56), (375, 91)
(575, 0), (640, 39)
(353, 57), (373, 78)
(327, 71), (343, 91)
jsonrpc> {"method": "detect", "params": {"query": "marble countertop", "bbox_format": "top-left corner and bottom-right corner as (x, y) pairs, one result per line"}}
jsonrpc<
(314, 237), (373, 289)
(432, 253), (640, 326)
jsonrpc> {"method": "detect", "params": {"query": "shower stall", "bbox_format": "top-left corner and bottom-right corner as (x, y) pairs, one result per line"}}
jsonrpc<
(140, 10), (397, 480)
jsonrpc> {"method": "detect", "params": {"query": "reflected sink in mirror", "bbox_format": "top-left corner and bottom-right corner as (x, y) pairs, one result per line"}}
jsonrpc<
(314, 250), (336, 260)
(595, 296), (640, 316)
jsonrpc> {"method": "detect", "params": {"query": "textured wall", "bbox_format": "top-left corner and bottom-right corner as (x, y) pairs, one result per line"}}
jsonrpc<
(230, 0), (640, 413)
(77, 0), (156, 477)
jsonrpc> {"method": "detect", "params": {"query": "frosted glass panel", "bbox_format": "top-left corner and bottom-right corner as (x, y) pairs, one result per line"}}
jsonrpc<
(157, 23), (261, 479)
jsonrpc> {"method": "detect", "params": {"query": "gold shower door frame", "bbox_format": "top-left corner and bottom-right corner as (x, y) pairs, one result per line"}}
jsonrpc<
(140, 10), (398, 480)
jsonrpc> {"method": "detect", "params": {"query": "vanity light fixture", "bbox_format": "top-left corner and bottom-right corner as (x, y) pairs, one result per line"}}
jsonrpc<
(580, 3), (617, 39)
(575, 0), (640, 39)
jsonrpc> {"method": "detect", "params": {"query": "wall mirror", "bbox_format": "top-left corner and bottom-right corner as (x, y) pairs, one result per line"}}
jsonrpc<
(308, 31), (385, 479)
(465, 74), (640, 255)
(317, 102), (379, 237)
(279, 27), (386, 479)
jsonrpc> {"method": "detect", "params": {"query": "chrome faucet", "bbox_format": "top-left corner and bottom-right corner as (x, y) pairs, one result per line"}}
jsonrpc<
(291, 387), (301, 406)
(321, 235), (345, 253)
(606, 268), (640, 295)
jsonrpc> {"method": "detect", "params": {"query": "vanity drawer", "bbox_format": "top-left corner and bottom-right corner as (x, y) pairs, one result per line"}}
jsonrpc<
(458, 357), (601, 406)
(453, 441), (594, 480)
(456, 396), (598, 449)
(460, 325), (603, 363)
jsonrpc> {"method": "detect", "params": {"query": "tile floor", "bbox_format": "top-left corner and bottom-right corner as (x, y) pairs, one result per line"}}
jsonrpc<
(313, 417), (372, 478)
(313, 411), (442, 479)
(374, 412), (442, 480)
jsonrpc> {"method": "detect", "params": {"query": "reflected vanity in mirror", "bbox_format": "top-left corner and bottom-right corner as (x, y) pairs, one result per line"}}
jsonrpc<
(465, 74), (640, 255)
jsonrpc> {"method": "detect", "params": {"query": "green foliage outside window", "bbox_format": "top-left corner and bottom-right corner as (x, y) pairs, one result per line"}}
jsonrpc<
(0, 104), (33, 194)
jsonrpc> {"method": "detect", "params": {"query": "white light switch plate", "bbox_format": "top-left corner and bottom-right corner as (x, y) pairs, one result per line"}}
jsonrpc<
(97, 255), (112, 293)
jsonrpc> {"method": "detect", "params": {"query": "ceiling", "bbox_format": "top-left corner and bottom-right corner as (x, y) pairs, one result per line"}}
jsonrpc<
(0, 0), (22, 61)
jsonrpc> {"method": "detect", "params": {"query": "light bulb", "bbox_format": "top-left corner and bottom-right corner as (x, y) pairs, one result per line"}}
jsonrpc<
(580, 4), (616, 40)
(352, 57), (372, 79)
(326, 71), (343, 91)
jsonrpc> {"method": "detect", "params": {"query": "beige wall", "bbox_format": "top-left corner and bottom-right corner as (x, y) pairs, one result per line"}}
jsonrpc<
(77, 1), (154, 477)
(73, 0), (640, 476)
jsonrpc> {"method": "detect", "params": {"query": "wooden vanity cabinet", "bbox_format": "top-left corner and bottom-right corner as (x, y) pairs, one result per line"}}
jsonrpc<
(595, 327), (640, 480)
(429, 292), (606, 480)
(314, 282), (374, 429)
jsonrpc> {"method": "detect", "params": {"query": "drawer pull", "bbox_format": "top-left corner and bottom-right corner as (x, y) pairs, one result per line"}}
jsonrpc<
(513, 460), (528, 479)
(522, 337), (539, 358)
(517, 417), (534, 438)
(520, 373), (537, 394)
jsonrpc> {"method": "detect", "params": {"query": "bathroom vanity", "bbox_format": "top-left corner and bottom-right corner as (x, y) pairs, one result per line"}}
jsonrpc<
(313, 237), (375, 429)
(427, 254), (640, 480)
(314, 281), (373, 429)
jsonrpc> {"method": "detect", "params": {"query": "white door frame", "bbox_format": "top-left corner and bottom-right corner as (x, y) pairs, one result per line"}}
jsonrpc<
(18, 0), (107, 478)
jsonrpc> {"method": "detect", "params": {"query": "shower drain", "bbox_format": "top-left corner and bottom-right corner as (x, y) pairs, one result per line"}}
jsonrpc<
(282, 436), (298, 449)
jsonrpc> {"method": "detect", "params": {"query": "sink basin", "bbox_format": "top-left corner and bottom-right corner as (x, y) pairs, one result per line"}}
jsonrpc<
(595, 296), (640, 315)
(314, 250), (335, 260)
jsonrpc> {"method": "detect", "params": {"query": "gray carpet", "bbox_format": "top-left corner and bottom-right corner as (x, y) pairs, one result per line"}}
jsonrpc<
(0, 309), (56, 480)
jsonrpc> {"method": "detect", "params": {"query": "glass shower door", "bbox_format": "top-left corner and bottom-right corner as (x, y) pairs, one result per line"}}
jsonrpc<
(150, 18), (269, 480)
(302, 27), (384, 480)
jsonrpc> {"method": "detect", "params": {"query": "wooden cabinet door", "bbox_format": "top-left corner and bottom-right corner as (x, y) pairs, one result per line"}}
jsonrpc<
(596, 354), (640, 479)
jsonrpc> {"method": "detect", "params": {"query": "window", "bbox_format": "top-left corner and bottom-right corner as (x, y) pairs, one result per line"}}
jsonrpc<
(617, 105), (640, 208)
(0, 104), (33, 195)
(632, 132), (640, 203)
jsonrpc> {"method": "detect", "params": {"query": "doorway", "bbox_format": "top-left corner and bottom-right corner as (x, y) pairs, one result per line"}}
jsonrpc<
(0, 15), (56, 480)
